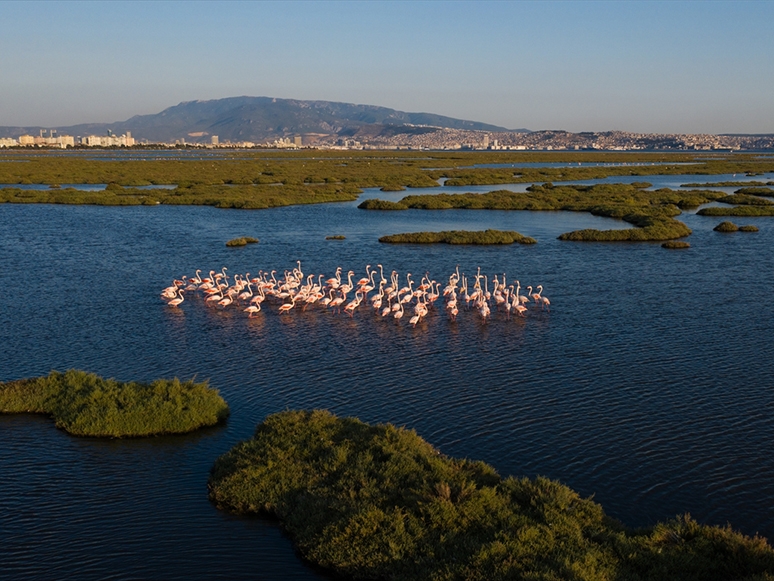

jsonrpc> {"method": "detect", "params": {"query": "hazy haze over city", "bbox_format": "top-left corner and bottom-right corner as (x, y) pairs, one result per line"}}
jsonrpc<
(1, 0), (772, 134)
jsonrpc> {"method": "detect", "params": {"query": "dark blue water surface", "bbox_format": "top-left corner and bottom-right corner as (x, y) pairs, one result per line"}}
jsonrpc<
(1, 184), (773, 580)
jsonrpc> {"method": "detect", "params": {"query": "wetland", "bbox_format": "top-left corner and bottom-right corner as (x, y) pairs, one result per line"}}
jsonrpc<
(1, 149), (774, 579)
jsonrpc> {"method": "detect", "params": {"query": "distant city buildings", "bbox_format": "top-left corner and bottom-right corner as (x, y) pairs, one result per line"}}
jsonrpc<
(1, 127), (772, 151)
(82, 131), (135, 147)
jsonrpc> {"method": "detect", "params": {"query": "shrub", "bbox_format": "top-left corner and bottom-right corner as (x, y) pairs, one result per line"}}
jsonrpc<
(714, 221), (738, 232)
(226, 236), (259, 247)
(209, 410), (774, 581)
(357, 198), (408, 210)
(0, 370), (229, 437)
(379, 229), (537, 245)
(662, 241), (690, 249)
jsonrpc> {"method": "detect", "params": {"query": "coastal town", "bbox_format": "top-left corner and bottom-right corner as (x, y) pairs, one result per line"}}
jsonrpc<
(1, 127), (772, 151)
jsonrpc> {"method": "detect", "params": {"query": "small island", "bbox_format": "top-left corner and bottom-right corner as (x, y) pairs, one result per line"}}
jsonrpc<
(226, 236), (259, 247)
(359, 183), (728, 241)
(0, 369), (229, 437)
(209, 410), (774, 581)
(662, 240), (690, 249)
(714, 221), (739, 232)
(379, 229), (536, 245)
(325, 235), (346, 240)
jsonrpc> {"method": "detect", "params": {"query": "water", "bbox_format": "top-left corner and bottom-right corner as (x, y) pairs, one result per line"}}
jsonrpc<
(1, 182), (773, 579)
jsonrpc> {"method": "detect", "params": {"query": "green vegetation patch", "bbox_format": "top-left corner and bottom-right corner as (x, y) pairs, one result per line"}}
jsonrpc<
(735, 187), (774, 196)
(0, 183), (360, 209)
(714, 221), (739, 232)
(325, 235), (346, 240)
(662, 241), (690, 249)
(379, 229), (536, 245)
(717, 194), (774, 206)
(699, 206), (774, 217)
(0, 370), (229, 437)
(357, 198), (408, 210)
(209, 410), (774, 581)
(226, 236), (259, 247)
(364, 183), (723, 241)
(739, 225), (760, 232)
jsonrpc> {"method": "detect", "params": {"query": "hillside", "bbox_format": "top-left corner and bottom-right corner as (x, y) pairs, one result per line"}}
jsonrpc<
(0, 96), (517, 144)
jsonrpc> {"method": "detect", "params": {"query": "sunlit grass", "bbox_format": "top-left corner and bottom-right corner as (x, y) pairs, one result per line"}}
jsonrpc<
(379, 229), (536, 245)
(0, 370), (229, 437)
(209, 410), (774, 581)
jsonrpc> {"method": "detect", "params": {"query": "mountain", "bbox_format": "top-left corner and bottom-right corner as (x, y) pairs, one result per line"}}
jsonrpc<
(0, 97), (521, 143)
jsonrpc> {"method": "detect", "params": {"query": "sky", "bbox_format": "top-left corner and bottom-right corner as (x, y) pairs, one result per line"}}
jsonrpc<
(1, 0), (772, 134)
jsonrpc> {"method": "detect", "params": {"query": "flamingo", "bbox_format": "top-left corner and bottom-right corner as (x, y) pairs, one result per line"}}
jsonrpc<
(278, 296), (297, 315)
(167, 288), (184, 308)
(244, 304), (261, 317)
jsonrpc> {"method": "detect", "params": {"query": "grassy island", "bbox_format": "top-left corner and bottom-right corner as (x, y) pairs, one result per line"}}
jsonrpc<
(717, 194), (774, 206)
(1, 151), (772, 210)
(739, 225), (760, 232)
(0, 370), (229, 437)
(226, 236), (259, 247)
(357, 198), (408, 210)
(379, 229), (536, 245)
(735, 187), (774, 196)
(0, 183), (360, 209)
(662, 241), (691, 249)
(209, 410), (774, 581)
(325, 235), (346, 240)
(362, 183), (725, 241)
(714, 221), (739, 232)
(698, 206), (774, 217)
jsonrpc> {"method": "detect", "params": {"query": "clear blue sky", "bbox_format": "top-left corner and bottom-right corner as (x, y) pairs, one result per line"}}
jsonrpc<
(1, 0), (772, 134)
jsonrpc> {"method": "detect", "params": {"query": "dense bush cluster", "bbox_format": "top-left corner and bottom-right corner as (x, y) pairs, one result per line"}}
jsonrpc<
(209, 410), (774, 581)
(0, 370), (229, 437)
(363, 183), (722, 241)
(379, 229), (537, 245)
(226, 236), (259, 247)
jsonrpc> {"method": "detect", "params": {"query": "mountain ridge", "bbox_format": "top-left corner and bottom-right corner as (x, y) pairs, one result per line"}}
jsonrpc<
(0, 96), (522, 143)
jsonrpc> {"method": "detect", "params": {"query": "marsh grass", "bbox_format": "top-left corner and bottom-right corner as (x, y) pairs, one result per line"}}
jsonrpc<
(717, 194), (774, 206)
(700, 206), (774, 217)
(739, 225), (760, 232)
(735, 187), (774, 197)
(364, 183), (719, 241)
(357, 199), (408, 210)
(0, 370), (229, 437)
(226, 236), (259, 247)
(0, 183), (360, 209)
(209, 410), (774, 581)
(714, 221), (739, 232)
(379, 229), (536, 245)
(662, 241), (691, 249)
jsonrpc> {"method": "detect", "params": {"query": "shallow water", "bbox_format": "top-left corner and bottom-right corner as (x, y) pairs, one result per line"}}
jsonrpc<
(1, 182), (773, 580)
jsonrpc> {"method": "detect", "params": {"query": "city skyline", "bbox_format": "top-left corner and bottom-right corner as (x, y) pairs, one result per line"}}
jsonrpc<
(1, 0), (772, 134)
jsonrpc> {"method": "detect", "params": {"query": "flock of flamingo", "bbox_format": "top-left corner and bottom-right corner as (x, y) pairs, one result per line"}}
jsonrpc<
(160, 262), (550, 326)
